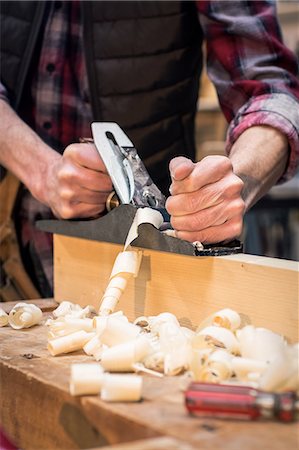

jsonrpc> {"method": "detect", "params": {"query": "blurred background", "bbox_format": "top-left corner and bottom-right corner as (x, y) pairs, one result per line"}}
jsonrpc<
(196, 0), (299, 261)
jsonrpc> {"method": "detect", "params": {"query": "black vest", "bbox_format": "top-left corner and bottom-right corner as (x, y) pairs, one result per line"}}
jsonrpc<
(0, 1), (203, 192)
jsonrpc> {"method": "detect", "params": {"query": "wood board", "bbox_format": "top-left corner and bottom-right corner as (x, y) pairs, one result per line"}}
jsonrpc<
(53, 235), (298, 342)
(0, 301), (298, 450)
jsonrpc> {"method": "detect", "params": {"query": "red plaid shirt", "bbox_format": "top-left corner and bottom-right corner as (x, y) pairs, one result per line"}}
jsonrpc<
(196, 0), (299, 177)
(32, 1), (92, 152)
(1, 1), (298, 295)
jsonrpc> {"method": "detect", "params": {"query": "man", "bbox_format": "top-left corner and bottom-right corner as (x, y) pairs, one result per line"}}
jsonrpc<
(0, 0), (298, 296)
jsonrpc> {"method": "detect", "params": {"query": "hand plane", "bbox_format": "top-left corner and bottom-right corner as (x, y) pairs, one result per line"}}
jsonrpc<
(38, 122), (242, 256)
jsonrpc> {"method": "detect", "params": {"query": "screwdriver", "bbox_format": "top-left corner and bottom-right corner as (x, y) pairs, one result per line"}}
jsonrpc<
(185, 382), (299, 422)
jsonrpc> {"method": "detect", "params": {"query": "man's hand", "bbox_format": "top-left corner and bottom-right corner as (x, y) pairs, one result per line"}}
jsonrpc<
(42, 143), (112, 219)
(0, 100), (112, 219)
(165, 155), (245, 243)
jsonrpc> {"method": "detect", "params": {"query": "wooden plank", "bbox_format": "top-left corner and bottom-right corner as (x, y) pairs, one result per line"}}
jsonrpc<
(0, 317), (298, 450)
(54, 235), (298, 342)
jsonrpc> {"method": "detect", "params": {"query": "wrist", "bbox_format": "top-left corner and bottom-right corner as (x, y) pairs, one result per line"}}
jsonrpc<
(29, 145), (61, 206)
(0, 100), (56, 205)
(229, 126), (289, 210)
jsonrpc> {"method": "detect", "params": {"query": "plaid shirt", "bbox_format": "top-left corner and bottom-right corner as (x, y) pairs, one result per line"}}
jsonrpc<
(1, 0), (298, 296)
(32, 1), (92, 152)
(196, 0), (299, 177)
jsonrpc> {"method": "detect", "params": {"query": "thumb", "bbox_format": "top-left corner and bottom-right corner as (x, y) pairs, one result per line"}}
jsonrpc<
(169, 156), (194, 182)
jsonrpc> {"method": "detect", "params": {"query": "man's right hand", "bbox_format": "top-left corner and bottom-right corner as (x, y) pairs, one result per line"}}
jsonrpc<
(42, 142), (113, 219)
(0, 100), (112, 220)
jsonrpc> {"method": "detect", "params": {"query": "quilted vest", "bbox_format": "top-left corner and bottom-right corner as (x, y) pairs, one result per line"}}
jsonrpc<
(0, 1), (203, 192)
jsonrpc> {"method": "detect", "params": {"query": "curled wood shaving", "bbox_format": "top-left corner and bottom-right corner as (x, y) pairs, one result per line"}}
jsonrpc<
(8, 303), (42, 329)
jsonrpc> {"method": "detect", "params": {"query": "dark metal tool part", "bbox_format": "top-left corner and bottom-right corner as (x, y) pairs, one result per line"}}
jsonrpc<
(37, 204), (195, 254)
(37, 204), (136, 246)
(37, 204), (242, 256)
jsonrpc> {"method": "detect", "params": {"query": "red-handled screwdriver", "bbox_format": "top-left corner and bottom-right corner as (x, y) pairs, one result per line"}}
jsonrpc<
(185, 382), (299, 422)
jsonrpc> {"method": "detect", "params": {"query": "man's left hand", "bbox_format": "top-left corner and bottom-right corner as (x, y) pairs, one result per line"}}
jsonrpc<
(165, 155), (245, 243)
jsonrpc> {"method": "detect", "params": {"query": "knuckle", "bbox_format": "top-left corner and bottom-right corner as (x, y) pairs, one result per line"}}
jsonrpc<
(231, 219), (243, 237)
(62, 145), (73, 158)
(59, 203), (74, 219)
(219, 156), (232, 169)
(104, 178), (113, 191)
(227, 198), (245, 217)
(236, 175), (244, 189)
(60, 189), (74, 202)
(224, 176), (244, 198)
(172, 211), (205, 232)
(191, 212), (206, 231)
(57, 168), (67, 182)
(185, 193), (199, 214)
(165, 196), (175, 214)
(214, 155), (232, 172)
(209, 186), (224, 203)
(203, 155), (228, 164)
(198, 230), (215, 244)
(63, 143), (78, 156)
(232, 176), (244, 193)
(170, 215), (180, 230)
(58, 166), (75, 183)
(235, 198), (246, 215)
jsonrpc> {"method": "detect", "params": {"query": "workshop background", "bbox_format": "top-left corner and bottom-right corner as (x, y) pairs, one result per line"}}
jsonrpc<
(196, 0), (299, 261)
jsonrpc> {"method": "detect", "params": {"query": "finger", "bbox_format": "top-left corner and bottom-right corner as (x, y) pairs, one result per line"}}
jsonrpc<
(170, 198), (245, 232)
(166, 186), (222, 217)
(174, 216), (243, 244)
(166, 175), (244, 216)
(169, 157), (195, 181)
(170, 155), (232, 195)
(58, 162), (113, 192)
(64, 143), (108, 172)
(53, 200), (106, 220)
(58, 186), (111, 205)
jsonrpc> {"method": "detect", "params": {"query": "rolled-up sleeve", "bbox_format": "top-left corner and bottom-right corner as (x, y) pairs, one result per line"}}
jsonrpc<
(196, 0), (299, 181)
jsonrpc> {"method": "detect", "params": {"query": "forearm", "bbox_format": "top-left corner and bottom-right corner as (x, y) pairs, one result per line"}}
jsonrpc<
(229, 125), (289, 210)
(0, 99), (60, 204)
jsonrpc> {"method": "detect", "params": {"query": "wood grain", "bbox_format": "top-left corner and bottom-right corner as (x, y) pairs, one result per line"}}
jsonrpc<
(0, 315), (298, 450)
(54, 235), (298, 341)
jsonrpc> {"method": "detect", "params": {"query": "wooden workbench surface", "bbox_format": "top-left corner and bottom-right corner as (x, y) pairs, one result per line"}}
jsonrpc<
(0, 301), (297, 450)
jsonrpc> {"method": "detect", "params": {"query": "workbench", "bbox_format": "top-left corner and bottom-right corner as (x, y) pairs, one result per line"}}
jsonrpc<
(0, 300), (297, 450)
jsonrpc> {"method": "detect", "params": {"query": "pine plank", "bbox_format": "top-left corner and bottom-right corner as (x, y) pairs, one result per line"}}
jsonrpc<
(53, 235), (298, 342)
